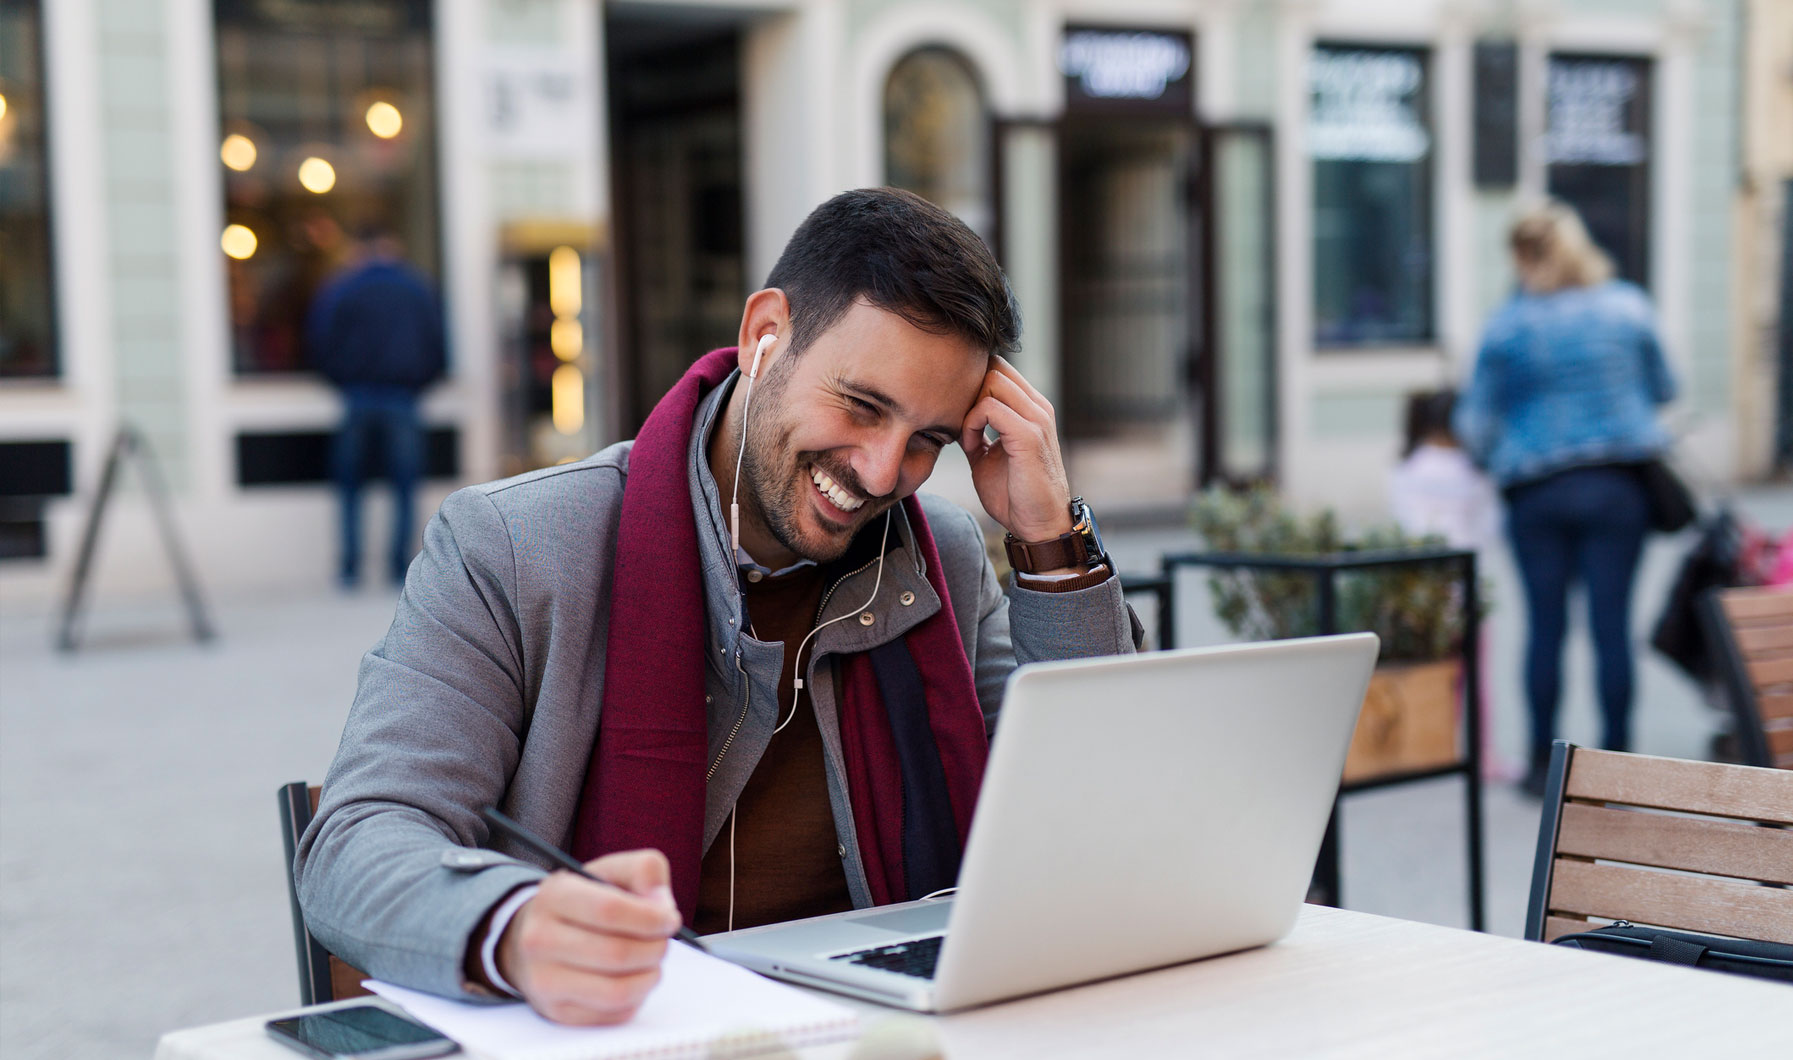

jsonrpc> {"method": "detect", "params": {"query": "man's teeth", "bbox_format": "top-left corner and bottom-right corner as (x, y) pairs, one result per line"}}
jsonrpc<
(810, 468), (864, 512)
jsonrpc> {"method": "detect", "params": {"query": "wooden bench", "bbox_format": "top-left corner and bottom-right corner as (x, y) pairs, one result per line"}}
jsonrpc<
(1525, 744), (1793, 944)
(1702, 586), (1793, 769)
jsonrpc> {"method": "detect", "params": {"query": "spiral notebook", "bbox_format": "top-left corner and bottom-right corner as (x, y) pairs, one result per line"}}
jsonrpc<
(364, 943), (861, 1059)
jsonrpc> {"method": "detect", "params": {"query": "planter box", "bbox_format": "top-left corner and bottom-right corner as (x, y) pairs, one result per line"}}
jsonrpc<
(1343, 659), (1461, 782)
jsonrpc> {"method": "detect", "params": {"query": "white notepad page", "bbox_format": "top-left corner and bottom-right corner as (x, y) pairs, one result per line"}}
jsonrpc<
(365, 944), (860, 1060)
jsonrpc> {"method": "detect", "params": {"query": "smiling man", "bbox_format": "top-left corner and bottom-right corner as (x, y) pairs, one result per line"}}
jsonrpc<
(296, 189), (1139, 1026)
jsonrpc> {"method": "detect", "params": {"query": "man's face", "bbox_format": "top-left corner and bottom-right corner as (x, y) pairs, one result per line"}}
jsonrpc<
(737, 300), (988, 564)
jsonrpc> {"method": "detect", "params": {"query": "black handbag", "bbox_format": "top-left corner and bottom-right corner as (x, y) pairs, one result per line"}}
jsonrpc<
(1551, 922), (1793, 983)
(1648, 511), (1747, 681)
(1634, 459), (1697, 533)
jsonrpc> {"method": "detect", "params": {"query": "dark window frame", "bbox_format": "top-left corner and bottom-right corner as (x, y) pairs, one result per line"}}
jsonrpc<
(0, 0), (62, 380)
(1544, 51), (1654, 291)
(882, 44), (997, 248)
(1309, 40), (1438, 350)
(212, 0), (445, 378)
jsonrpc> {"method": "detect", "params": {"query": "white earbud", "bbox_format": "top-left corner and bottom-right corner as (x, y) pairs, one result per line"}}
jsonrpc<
(731, 333), (776, 555)
(749, 332), (773, 379)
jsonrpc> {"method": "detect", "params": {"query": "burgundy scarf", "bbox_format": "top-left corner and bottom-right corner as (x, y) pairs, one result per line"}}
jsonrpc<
(569, 348), (988, 918)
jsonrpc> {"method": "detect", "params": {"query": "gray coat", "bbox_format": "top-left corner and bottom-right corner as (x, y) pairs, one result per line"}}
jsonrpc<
(295, 378), (1140, 998)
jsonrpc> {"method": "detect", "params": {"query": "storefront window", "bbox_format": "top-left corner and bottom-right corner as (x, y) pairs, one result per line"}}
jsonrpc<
(215, 0), (439, 375)
(884, 47), (992, 243)
(0, 0), (57, 378)
(1310, 44), (1434, 347)
(1546, 54), (1651, 288)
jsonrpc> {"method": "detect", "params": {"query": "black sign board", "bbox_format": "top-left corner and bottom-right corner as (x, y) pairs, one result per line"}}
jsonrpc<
(1061, 26), (1195, 113)
(1473, 41), (1518, 188)
(1546, 54), (1653, 287)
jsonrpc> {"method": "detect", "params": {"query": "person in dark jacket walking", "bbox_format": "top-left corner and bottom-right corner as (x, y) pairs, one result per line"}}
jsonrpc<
(1455, 202), (1676, 797)
(307, 228), (446, 586)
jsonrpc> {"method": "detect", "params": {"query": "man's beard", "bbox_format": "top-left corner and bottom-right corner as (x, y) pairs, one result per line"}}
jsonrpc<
(736, 376), (883, 564)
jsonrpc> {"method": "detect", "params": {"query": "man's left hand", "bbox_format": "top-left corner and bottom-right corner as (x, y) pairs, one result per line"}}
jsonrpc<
(960, 355), (1073, 543)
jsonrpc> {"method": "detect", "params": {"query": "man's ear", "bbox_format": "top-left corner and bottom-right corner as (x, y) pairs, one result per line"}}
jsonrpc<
(736, 288), (792, 376)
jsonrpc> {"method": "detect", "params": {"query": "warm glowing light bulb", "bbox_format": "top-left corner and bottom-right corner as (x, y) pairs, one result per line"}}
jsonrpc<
(551, 364), (585, 434)
(0, 94), (9, 122)
(548, 246), (582, 318)
(550, 318), (583, 361)
(220, 133), (257, 171)
(221, 224), (258, 260)
(365, 101), (403, 139)
(297, 156), (336, 194)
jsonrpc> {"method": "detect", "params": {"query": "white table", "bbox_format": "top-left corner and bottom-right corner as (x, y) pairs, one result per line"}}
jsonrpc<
(155, 905), (1792, 1059)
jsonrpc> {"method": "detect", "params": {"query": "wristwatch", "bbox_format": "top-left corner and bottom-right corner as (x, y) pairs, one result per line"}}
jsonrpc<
(1004, 496), (1108, 574)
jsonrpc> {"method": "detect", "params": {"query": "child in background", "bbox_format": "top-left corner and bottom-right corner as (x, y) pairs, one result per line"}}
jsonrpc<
(1391, 390), (1499, 551)
(1389, 389), (1510, 780)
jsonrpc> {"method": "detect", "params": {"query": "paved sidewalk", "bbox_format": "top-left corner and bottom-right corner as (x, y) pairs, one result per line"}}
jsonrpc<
(1, 486), (1787, 1059)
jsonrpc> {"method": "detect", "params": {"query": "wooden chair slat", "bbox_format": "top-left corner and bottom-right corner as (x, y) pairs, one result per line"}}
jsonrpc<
(1564, 750), (1793, 823)
(1555, 802), (1793, 884)
(329, 956), (373, 1001)
(308, 786), (321, 814)
(1721, 589), (1793, 622)
(1544, 916), (1592, 942)
(1761, 692), (1793, 722)
(1746, 656), (1793, 687)
(1547, 859), (1793, 943)
(1736, 626), (1793, 653)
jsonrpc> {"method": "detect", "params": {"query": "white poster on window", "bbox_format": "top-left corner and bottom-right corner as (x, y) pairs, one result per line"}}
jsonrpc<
(1546, 59), (1645, 166)
(1309, 48), (1430, 163)
(486, 50), (595, 160)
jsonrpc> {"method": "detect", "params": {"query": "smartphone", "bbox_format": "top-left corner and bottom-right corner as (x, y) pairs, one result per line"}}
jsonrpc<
(265, 1004), (460, 1060)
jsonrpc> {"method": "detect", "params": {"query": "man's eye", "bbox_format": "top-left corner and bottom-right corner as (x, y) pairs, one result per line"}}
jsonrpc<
(846, 396), (877, 414)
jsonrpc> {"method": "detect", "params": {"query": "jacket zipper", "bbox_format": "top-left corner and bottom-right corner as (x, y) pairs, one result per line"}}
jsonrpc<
(704, 552), (883, 782)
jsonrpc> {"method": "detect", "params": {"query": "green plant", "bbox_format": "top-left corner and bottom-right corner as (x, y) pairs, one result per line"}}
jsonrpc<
(1189, 486), (1477, 662)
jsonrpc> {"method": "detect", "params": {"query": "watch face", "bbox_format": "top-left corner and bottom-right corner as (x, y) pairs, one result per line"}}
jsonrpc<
(1075, 500), (1106, 563)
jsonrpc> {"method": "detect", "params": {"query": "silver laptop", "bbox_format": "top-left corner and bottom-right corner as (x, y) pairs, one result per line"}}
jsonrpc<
(703, 632), (1380, 1013)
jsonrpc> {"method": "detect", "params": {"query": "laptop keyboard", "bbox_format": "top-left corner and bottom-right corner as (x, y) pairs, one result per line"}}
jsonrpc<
(830, 935), (944, 979)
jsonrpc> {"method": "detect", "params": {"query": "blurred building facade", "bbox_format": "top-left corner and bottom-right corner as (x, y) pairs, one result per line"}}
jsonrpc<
(0, 0), (1785, 601)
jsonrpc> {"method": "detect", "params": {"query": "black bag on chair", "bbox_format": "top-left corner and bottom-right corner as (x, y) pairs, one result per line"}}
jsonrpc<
(1649, 512), (1748, 682)
(1551, 923), (1793, 983)
(1633, 459), (1697, 533)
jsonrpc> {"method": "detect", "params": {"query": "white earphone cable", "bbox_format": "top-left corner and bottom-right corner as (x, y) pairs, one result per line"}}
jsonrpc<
(730, 335), (772, 556)
(771, 509), (891, 737)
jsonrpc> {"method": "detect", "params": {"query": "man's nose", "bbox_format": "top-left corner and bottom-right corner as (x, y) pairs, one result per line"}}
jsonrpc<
(854, 433), (907, 498)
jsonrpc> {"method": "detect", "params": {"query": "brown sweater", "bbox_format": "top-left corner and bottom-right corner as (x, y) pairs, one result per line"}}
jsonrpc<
(693, 565), (854, 934)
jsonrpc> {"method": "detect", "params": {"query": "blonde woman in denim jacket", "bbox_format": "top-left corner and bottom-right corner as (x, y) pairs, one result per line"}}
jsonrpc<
(1455, 202), (1676, 797)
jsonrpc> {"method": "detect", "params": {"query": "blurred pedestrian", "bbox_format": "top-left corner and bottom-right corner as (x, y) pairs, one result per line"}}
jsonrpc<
(306, 226), (446, 587)
(1454, 202), (1676, 797)
(1391, 389), (1498, 551)
(1389, 388), (1508, 780)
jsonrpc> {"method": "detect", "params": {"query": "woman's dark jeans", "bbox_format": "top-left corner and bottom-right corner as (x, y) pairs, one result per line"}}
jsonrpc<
(1505, 466), (1651, 760)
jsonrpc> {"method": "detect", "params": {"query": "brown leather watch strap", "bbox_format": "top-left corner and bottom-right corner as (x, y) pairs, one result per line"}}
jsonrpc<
(1004, 528), (1093, 574)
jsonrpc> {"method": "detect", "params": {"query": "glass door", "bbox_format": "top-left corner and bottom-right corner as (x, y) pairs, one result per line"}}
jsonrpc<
(1057, 116), (1204, 501)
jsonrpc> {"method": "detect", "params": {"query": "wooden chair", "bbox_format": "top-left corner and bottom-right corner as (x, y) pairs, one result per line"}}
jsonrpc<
(278, 782), (373, 1005)
(1524, 743), (1793, 945)
(1701, 586), (1793, 769)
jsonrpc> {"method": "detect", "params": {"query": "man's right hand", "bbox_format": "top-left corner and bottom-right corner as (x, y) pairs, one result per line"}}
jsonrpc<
(496, 849), (682, 1025)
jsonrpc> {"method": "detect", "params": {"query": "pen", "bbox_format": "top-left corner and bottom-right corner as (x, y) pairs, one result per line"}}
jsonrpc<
(478, 806), (709, 953)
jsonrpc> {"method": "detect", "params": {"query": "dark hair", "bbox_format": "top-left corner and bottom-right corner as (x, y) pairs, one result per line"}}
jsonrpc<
(1402, 388), (1458, 458)
(765, 188), (1020, 358)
